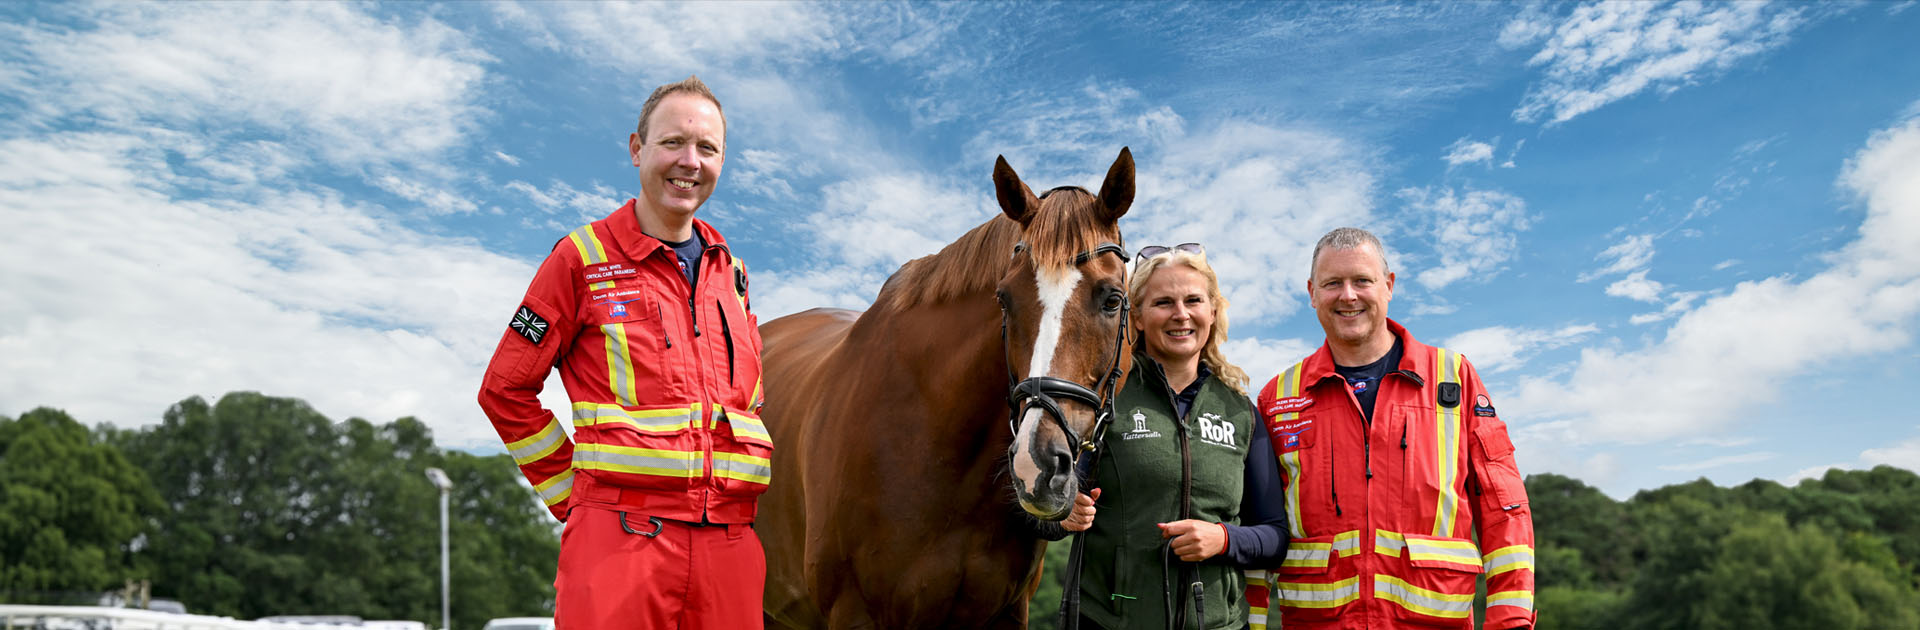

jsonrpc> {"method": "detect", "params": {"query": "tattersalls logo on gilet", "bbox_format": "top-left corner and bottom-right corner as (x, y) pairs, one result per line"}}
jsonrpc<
(1122, 409), (1162, 440)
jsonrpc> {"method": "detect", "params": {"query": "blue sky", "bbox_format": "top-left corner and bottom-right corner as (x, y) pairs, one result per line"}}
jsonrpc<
(3, 1), (1918, 498)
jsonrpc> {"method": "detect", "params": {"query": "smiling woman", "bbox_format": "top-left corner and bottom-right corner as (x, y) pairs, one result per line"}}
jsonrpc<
(1040, 245), (1290, 630)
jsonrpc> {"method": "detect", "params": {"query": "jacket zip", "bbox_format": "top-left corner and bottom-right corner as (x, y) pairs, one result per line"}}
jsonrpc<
(717, 298), (736, 384)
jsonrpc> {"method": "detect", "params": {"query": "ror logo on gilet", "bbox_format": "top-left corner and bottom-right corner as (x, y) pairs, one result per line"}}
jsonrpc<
(1197, 412), (1237, 448)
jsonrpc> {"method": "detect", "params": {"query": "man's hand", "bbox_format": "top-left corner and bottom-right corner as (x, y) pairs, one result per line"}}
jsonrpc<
(1061, 488), (1101, 532)
(1157, 519), (1226, 561)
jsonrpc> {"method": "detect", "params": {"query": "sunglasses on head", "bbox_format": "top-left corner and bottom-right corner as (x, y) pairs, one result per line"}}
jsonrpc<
(1135, 242), (1205, 262)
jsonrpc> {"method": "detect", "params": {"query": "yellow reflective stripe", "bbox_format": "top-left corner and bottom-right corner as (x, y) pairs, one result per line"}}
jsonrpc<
(568, 225), (614, 289)
(1375, 530), (1407, 557)
(1244, 569), (1269, 581)
(1283, 542), (1332, 568)
(574, 444), (701, 478)
(1484, 545), (1536, 576)
(603, 323), (638, 406)
(1488, 590), (1535, 611)
(713, 451), (772, 485)
(1432, 348), (1463, 537)
(506, 416), (567, 465)
(721, 408), (772, 444)
(534, 469), (573, 506)
(1405, 536), (1482, 570)
(1375, 575), (1474, 619)
(1247, 606), (1267, 630)
(1273, 577), (1360, 609)
(751, 377), (765, 410)
(1278, 362), (1305, 538)
(571, 402), (695, 433)
(1333, 530), (1361, 557)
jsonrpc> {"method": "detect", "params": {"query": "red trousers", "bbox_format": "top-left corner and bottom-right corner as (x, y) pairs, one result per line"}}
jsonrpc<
(554, 505), (766, 629)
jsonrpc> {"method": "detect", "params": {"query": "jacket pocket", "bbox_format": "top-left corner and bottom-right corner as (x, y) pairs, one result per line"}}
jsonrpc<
(1471, 417), (1528, 512)
(1380, 533), (1481, 628)
(1269, 532), (1359, 623)
(570, 402), (701, 493)
(712, 407), (773, 496)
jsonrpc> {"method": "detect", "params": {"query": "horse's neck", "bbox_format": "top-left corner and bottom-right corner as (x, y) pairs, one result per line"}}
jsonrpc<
(853, 292), (1025, 501)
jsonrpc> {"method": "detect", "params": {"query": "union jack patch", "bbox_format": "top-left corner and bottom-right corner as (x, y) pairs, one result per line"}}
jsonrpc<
(510, 305), (548, 345)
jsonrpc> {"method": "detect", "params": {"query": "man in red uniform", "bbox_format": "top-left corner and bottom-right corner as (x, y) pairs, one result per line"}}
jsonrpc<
(478, 76), (770, 629)
(1247, 227), (1534, 629)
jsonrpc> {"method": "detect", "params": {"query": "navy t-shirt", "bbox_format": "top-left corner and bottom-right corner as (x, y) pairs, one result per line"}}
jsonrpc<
(1334, 338), (1404, 424)
(660, 232), (705, 291)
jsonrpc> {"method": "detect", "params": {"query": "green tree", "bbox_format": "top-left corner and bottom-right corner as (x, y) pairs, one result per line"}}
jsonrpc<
(110, 392), (558, 627)
(0, 408), (160, 594)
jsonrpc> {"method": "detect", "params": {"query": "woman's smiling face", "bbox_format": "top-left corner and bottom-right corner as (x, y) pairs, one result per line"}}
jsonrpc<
(1137, 263), (1214, 368)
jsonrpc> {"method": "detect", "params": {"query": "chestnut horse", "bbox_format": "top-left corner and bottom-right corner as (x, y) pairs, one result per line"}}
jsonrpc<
(759, 149), (1138, 629)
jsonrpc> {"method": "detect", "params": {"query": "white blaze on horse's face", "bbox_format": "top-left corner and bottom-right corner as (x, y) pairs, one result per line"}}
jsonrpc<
(1010, 265), (1085, 515)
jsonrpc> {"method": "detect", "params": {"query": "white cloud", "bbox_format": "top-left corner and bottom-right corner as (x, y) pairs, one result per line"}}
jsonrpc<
(3, 3), (492, 171)
(1443, 324), (1599, 374)
(1605, 269), (1665, 302)
(1222, 336), (1321, 389)
(1500, 139), (1525, 169)
(1657, 451), (1776, 472)
(1713, 258), (1741, 271)
(1579, 232), (1656, 281)
(1861, 434), (1920, 470)
(1629, 290), (1701, 325)
(491, 2), (840, 79)
(492, 151), (522, 166)
(1398, 187), (1532, 290)
(1508, 116), (1920, 444)
(375, 174), (478, 214)
(806, 172), (997, 270)
(1508, 1), (1815, 124)
(1442, 137), (1496, 167)
(0, 133), (550, 446)
(504, 179), (620, 226)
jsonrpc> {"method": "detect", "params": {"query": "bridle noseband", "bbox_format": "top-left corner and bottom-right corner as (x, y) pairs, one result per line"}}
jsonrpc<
(1002, 241), (1130, 464)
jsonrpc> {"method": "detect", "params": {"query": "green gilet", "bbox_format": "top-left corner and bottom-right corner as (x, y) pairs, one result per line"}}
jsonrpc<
(1079, 354), (1254, 630)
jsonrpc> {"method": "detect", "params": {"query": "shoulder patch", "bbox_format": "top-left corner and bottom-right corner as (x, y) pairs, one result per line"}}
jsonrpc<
(510, 305), (549, 345)
(1474, 393), (1496, 417)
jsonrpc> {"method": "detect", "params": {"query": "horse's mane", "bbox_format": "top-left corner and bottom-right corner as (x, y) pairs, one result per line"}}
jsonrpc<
(879, 186), (1120, 310)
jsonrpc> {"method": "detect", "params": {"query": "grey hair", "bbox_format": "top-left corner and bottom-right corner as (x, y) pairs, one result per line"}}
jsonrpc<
(1309, 227), (1391, 281)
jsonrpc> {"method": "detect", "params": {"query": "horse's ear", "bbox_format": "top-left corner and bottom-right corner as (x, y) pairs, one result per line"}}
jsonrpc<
(994, 155), (1039, 226)
(1096, 146), (1135, 221)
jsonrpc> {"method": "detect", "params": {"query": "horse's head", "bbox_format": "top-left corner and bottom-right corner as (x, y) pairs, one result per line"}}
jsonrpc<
(997, 148), (1136, 521)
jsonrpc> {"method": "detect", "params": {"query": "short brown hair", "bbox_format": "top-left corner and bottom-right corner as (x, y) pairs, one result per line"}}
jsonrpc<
(1309, 227), (1390, 282)
(636, 75), (726, 148)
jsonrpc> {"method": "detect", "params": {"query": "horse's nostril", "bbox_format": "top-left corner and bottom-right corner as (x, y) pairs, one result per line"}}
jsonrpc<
(1049, 450), (1074, 485)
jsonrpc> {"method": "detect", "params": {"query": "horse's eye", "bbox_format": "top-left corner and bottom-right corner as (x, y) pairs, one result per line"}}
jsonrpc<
(996, 290), (1011, 310)
(1103, 291), (1124, 313)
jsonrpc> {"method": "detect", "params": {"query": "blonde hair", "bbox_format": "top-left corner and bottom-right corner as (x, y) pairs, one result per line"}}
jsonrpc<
(1128, 249), (1250, 396)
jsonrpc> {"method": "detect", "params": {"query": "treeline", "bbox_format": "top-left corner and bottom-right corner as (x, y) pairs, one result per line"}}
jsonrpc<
(1030, 468), (1920, 630)
(0, 392), (558, 630)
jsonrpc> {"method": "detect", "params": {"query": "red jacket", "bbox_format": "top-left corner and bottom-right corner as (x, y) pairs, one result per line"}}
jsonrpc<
(1247, 320), (1534, 630)
(477, 201), (769, 524)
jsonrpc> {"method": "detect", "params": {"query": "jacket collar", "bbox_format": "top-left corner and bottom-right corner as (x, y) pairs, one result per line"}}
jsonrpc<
(1131, 351), (1214, 398)
(1299, 318), (1433, 387)
(602, 199), (731, 263)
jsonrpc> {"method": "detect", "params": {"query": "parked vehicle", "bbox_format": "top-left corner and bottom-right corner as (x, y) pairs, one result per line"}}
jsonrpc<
(480, 617), (554, 630)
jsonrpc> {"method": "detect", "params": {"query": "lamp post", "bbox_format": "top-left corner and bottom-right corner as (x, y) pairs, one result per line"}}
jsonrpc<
(425, 467), (453, 630)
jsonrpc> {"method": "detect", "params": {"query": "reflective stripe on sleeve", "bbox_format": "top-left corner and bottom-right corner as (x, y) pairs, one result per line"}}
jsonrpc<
(506, 415), (567, 465)
(572, 402), (696, 434)
(573, 444), (701, 478)
(1273, 577), (1360, 609)
(1484, 545), (1536, 576)
(1487, 590), (1535, 612)
(534, 469), (574, 506)
(1375, 575), (1474, 619)
(713, 451), (772, 485)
